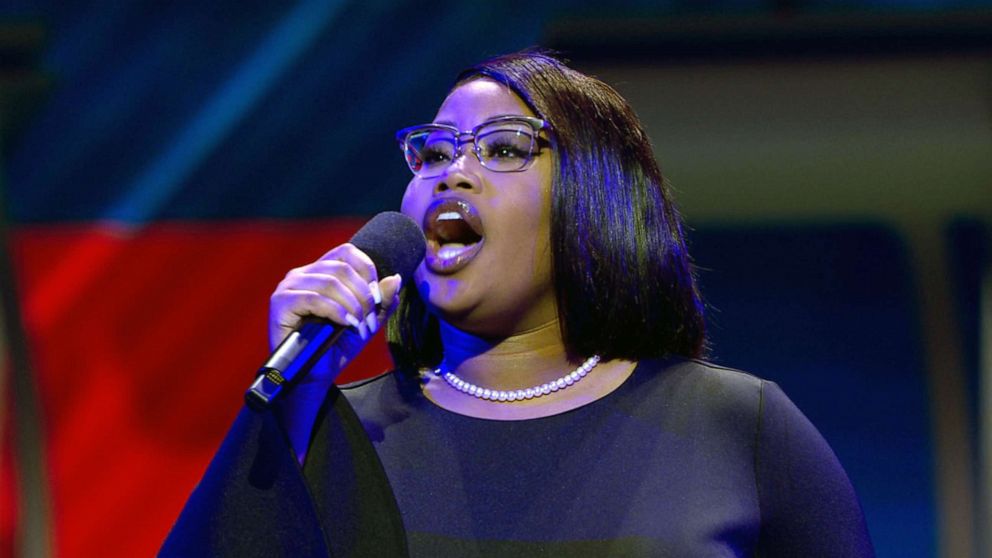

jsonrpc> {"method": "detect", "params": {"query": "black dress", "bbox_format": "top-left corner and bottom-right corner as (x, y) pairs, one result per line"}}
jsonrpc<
(162, 358), (874, 557)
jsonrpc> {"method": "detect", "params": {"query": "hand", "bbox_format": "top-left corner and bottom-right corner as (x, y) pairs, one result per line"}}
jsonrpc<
(268, 243), (403, 385)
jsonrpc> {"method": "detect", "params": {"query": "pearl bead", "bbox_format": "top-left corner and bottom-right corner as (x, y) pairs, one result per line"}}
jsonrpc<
(435, 355), (601, 403)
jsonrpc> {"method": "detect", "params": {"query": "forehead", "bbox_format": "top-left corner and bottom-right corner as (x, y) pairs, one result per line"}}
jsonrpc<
(434, 78), (535, 128)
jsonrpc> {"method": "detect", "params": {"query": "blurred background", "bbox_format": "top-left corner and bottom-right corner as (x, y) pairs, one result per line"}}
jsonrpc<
(0, 1), (989, 557)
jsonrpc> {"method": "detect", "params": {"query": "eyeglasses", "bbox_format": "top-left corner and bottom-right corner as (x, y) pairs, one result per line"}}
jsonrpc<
(395, 115), (549, 178)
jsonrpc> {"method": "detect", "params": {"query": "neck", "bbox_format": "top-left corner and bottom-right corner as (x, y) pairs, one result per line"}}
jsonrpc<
(438, 319), (580, 390)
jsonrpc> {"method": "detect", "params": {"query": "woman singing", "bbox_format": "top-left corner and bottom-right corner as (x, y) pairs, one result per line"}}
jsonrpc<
(164, 51), (874, 557)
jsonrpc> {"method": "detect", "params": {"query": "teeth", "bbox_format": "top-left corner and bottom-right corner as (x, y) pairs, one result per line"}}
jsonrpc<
(436, 211), (464, 221)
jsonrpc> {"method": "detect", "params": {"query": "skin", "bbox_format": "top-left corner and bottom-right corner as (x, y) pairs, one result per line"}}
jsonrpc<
(400, 78), (557, 340)
(269, 79), (635, 440)
(400, 79), (636, 420)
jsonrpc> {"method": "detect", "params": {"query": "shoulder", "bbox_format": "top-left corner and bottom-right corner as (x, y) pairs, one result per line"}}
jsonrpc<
(608, 357), (776, 444)
(652, 357), (765, 388)
(637, 359), (838, 460)
(627, 361), (874, 554)
(339, 369), (399, 396)
(631, 357), (769, 413)
(338, 370), (424, 435)
(339, 370), (407, 408)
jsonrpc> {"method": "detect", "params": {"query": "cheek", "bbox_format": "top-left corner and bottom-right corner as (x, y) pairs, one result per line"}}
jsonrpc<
(525, 175), (553, 243)
(401, 183), (438, 306)
(499, 187), (552, 273)
(525, 160), (554, 231)
(400, 181), (424, 220)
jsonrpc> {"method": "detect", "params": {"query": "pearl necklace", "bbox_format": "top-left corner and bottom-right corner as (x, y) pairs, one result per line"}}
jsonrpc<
(434, 355), (601, 402)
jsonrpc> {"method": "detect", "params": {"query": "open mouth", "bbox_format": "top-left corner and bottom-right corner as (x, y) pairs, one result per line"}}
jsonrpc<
(422, 198), (485, 274)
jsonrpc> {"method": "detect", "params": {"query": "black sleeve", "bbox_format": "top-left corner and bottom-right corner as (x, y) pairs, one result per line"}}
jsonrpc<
(753, 381), (875, 557)
(159, 386), (408, 558)
(158, 405), (332, 557)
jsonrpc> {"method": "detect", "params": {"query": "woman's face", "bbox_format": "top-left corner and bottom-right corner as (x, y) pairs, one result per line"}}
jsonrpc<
(400, 78), (556, 338)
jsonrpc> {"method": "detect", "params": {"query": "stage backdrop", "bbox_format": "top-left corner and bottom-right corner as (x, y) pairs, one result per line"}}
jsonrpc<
(3, 2), (983, 557)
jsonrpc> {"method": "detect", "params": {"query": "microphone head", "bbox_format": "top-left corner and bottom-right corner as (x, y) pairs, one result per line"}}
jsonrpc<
(349, 211), (426, 283)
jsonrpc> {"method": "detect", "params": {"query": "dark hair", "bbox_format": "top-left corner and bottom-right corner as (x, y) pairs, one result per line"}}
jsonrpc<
(387, 50), (706, 370)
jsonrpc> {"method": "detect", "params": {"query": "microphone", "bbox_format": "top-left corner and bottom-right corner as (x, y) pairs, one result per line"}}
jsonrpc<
(245, 211), (426, 412)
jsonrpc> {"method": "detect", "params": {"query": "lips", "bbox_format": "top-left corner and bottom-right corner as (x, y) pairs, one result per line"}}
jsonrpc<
(422, 198), (485, 274)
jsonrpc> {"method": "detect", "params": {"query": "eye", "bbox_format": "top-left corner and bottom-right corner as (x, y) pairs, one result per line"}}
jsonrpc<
(413, 134), (456, 168)
(483, 140), (528, 160)
(419, 145), (452, 164)
(478, 128), (534, 162)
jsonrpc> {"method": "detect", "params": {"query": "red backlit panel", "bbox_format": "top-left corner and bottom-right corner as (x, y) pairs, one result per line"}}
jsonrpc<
(5, 219), (396, 558)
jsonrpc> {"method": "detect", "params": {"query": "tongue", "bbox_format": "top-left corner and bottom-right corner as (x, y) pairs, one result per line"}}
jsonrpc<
(437, 243), (472, 259)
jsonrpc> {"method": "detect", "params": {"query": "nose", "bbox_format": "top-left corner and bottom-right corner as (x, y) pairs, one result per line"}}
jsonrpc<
(434, 142), (479, 194)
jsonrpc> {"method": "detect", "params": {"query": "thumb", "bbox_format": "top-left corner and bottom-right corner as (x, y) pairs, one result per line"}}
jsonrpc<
(378, 274), (403, 315)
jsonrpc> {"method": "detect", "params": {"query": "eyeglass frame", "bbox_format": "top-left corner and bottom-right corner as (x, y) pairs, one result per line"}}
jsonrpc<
(395, 115), (551, 178)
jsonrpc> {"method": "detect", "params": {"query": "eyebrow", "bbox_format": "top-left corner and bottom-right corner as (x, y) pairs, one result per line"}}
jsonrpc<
(433, 114), (530, 127)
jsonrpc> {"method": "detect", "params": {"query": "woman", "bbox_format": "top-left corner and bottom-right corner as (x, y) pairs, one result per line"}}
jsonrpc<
(165, 51), (874, 557)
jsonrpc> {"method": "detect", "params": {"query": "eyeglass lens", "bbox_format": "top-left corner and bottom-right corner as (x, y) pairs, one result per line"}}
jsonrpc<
(403, 120), (538, 177)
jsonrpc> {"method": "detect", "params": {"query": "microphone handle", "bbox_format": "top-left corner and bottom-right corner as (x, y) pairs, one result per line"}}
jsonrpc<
(245, 319), (346, 412)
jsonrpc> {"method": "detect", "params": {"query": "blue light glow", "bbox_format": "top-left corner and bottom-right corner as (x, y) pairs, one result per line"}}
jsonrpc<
(104, 0), (343, 223)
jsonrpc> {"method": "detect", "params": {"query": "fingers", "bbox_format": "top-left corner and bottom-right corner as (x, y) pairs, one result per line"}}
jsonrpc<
(319, 243), (380, 302)
(269, 243), (387, 349)
(378, 274), (403, 314)
(285, 271), (372, 320)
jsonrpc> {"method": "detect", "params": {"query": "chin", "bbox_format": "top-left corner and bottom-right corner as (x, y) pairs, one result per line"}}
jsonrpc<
(425, 292), (482, 329)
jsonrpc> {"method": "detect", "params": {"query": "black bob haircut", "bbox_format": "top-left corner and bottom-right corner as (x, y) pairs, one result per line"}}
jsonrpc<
(387, 50), (706, 370)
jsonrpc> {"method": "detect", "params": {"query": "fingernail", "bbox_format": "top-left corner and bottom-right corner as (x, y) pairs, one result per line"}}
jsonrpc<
(359, 321), (369, 340)
(366, 312), (378, 333)
(369, 281), (382, 305)
(387, 274), (402, 293)
(345, 314), (361, 329)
